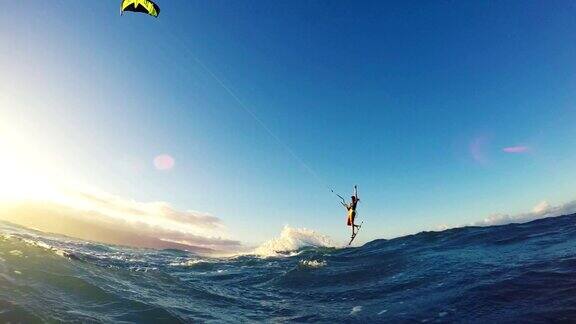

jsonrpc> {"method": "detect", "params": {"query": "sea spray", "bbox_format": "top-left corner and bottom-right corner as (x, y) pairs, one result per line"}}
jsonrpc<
(253, 225), (337, 257)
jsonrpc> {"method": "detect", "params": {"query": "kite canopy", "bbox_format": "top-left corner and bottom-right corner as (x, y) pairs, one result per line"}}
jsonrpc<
(121, 0), (160, 18)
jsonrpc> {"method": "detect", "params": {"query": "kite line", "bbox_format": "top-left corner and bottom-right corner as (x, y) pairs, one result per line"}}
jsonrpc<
(157, 22), (344, 199)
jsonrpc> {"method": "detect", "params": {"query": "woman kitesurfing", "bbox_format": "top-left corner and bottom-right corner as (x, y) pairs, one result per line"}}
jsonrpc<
(340, 185), (361, 243)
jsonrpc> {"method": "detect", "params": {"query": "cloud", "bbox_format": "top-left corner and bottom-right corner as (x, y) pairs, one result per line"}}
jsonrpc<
(473, 199), (576, 227)
(0, 188), (241, 254)
(435, 224), (451, 231)
(532, 201), (550, 213)
(502, 146), (530, 154)
(73, 190), (222, 229)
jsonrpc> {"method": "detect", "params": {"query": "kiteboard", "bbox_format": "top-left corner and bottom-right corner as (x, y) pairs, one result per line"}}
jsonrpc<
(348, 221), (363, 246)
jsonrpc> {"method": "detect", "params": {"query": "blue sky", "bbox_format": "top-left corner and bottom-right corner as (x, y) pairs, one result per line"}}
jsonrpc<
(1, 1), (576, 246)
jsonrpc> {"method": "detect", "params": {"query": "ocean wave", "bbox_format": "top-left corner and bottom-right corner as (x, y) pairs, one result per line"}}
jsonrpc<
(253, 225), (337, 257)
(2, 214), (576, 322)
(1, 232), (77, 260)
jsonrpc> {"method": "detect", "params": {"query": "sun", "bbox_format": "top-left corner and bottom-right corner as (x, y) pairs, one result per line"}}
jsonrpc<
(0, 155), (57, 202)
(0, 125), (62, 203)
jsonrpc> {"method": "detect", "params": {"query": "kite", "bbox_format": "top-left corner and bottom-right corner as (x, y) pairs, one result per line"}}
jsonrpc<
(120, 0), (160, 18)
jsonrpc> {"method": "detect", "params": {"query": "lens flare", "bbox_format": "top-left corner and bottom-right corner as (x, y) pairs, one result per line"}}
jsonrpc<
(153, 154), (175, 171)
(502, 146), (530, 154)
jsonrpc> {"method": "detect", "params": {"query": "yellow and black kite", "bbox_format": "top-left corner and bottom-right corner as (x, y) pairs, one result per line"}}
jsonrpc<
(120, 0), (160, 18)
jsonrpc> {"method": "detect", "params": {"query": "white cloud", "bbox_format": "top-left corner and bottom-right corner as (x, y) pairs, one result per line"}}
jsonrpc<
(71, 189), (223, 232)
(532, 201), (550, 214)
(473, 199), (576, 227)
(0, 187), (241, 254)
(435, 224), (451, 231)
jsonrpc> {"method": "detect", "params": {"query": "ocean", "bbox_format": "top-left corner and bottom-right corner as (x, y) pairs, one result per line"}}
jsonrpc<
(1, 214), (576, 323)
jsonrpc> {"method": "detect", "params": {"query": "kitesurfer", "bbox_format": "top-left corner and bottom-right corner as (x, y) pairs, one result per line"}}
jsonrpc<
(342, 186), (360, 236)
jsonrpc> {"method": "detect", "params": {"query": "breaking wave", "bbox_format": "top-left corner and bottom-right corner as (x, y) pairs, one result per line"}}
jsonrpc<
(253, 225), (337, 257)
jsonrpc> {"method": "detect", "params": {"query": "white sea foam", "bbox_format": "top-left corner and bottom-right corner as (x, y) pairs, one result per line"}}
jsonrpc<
(299, 259), (327, 268)
(350, 306), (363, 315)
(253, 226), (337, 257)
(16, 237), (74, 259)
(169, 259), (209, 267)
(9, 250), (23, 257)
